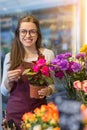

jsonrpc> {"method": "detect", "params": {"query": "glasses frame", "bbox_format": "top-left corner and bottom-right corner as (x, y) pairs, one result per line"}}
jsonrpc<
(19, 29), (37, 37)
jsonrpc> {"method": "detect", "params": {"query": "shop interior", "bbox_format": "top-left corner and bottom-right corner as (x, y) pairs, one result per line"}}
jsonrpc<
(0, 0), (87, 130)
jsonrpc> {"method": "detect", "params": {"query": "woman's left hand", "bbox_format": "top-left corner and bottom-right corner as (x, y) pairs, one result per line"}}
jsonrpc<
(38, 87), (52, 98)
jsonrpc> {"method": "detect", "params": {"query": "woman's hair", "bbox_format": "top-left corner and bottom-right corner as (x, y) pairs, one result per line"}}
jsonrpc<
(9, 15), (42, 70)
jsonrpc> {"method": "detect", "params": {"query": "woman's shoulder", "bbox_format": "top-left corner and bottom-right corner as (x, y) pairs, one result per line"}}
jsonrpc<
(4, 52), (10, 62)
(40, 48), (55, 62)
(40, 48), (54, 55)
(5, 52), (10, 57)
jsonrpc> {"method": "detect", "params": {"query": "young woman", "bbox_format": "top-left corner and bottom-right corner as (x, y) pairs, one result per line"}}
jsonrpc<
(1, 15), (55, 130)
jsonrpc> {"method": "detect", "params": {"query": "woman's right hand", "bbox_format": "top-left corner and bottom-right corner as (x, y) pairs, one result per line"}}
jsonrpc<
(4, 69), (21, 92)
(7, 69), (21, 83)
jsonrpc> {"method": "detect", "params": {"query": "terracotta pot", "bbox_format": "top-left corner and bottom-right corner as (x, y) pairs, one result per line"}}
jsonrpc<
(29, 84), (45, 99)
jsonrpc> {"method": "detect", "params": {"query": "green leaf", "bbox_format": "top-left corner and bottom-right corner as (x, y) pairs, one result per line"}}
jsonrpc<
(45, 77), (53, 84)
(27, 72), (36, 75)
(28, 77), (33, 80)
(39, 80), (44, 85)
(22, 69), (31, 75)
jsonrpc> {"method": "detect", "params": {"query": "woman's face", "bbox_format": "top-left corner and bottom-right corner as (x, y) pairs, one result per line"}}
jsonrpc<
(19, 22), (38, 48)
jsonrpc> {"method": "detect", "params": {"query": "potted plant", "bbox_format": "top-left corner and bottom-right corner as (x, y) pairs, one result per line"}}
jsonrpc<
(22, 56), (53, 99)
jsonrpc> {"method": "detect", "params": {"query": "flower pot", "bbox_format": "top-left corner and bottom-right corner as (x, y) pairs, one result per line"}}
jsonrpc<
(29, 84), (45, 99)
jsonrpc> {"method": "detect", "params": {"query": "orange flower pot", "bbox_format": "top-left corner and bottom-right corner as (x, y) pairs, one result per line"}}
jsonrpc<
(29, 84), (45, 99)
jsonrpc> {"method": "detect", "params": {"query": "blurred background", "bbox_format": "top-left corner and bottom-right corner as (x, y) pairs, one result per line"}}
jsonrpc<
(0, 0), (87, 129)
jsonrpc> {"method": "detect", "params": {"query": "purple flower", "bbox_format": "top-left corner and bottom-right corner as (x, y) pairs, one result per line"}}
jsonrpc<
(71, 62), (82, 72)
(58, 60), (69, 70)
(49, 66), (56, 71)
(76, 53), (86, 59)
(56, 54), (65, 60)
(56, 52), (72, 60)
(64, 52), (72, 58)
(51, 59), (60, 65)
(50, 52), (85, 81)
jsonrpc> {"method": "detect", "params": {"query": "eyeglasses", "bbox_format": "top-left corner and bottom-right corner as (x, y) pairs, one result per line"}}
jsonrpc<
(19, 29), (37, 36)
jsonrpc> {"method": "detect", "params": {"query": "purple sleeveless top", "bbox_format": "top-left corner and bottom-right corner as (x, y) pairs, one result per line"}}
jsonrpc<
(6, 59), (47, 130)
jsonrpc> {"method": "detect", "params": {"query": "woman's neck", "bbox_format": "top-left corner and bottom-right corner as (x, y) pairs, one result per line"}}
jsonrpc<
(24, 46), (39, 59)
(23, 48), (45, 62)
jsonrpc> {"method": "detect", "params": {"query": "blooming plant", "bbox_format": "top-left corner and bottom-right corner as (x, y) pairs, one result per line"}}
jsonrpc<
(73, 80), (87, 105)
(20, 102), (60, 130)
(50, 52), (87, 99)
(72, 44), (87, 104)
(23, 56), (53, 86)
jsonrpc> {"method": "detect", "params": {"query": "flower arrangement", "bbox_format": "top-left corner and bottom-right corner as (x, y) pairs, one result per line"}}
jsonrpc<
(50, 52), (87, 99)
(73, 80), (87, 105)
(23, 55), (53, 86)
(72, 44), (87, 104)
(20, 102), (60, 130)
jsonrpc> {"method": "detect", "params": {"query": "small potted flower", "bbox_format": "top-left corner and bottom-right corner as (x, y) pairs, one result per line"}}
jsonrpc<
(22, 55), (53, 99)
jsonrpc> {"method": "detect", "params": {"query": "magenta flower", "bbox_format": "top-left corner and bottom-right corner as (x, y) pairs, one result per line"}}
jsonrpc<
(67, 61), (74, 73)
(33, 65), (40, 73)
(22, 57), (53, 86)
(36, 58), (46, 67)
(55, 71), (64, 79)
(40, 66), (50, 77)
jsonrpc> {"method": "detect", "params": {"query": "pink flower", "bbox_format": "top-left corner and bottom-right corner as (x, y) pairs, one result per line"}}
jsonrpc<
(82, 80), (87, 92)
(22, 57), (53, 86)
(33, 65), (40, 73)
(36, 58), (46, 67)
(73, 80), (82, 90)
(40, 66), (50, 77)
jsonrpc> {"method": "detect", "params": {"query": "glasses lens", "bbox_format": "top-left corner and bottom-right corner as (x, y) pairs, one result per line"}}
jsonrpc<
(30, 29), (37, 36)
(19, 30), (27, 36)
(19, 29), (37, 36)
